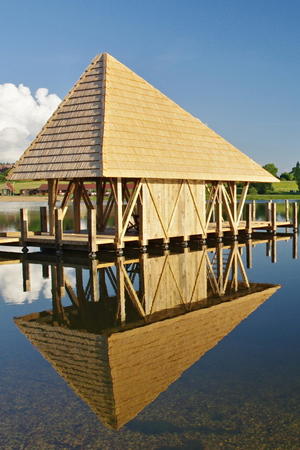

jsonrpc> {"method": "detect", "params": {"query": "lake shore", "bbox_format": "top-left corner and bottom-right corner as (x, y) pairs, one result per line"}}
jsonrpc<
(0, 196), (48, 202)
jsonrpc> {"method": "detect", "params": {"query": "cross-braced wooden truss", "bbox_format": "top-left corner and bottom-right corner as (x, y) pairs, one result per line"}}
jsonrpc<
(44, 178), (251, 252)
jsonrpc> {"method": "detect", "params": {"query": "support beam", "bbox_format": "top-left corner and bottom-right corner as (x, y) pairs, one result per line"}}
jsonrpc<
(55, 208), (63, 248)
(40, 207), (48, 233)
(114, 178), (123, 250)
(73, 181), (82, 233)
(96, 179), (104, 232)
(138, 182), (147, 246)
(48, 179), (58, 235)
(216, 184), (223, 240)
(60, 181), (75, 218)
(236, 182), (249, 225)
(246, 203), (252, 237)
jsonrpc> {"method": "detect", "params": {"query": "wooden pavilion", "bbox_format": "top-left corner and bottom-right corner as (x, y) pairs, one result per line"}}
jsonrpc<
(7, 53), (292, 254)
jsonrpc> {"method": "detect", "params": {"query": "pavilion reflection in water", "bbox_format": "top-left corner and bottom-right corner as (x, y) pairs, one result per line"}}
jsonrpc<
(12, 237), (292, 430)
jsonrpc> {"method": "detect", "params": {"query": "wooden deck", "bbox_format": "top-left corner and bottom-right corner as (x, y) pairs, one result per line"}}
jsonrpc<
(0, 217), (295, 253)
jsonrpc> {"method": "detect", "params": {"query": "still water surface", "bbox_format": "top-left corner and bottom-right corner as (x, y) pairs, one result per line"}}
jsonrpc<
(0, 203), (300, 449)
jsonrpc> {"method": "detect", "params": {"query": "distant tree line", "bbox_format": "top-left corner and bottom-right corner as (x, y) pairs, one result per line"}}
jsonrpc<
(249, 162), (300, 194)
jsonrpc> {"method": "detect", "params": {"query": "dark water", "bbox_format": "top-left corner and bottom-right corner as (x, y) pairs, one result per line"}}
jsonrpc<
(0, 203), (300, 449)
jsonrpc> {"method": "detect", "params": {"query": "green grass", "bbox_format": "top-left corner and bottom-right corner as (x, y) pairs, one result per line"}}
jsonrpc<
(271, 180), (298, 192)
(0, 180), (44, 194)
(247, 194), (300, 200)
(247, 180), (300, 200)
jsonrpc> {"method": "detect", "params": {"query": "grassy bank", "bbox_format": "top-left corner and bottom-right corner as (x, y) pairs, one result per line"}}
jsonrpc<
(246, 194), (300, 200)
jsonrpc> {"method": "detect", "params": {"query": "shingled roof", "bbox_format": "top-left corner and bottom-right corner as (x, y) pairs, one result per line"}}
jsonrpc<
(9, 53), (277, 182)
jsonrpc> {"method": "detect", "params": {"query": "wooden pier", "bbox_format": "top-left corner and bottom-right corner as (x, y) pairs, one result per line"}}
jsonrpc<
(0, 198), (298, 255)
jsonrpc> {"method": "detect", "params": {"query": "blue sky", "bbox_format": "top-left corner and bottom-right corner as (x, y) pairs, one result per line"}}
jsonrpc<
(1, 0), (299, 172)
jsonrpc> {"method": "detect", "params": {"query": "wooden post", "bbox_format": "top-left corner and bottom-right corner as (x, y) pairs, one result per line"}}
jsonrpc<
(293, 202), (298, 231)
(138, 182), (148, 247)
(266, 240), (271, 257)
(285, 200), (290, 222)
(267, 200), (272, 222)
(57, 261), (65, 297)
(48, 179), (57, 235)
(20, 208), (28, 247)
(252, 200), (256, 221)
(271, 237), (277, 263)
(116, 257), (126, 324)
(217, 242), (224, 294)
(216, 184), (223, 240)
(293, 232), (298, 259)
(115, 178), (124, 251)
(246, 203), (252, 237)
(73, 182), (81, 233)
(271, 202), (277, 234)
(90, 259), (100, 302)
(51, 265), (65, 325)
(246, 239), (253, 269)
(22, 258), (31, 292)
(232, 244), (238, 292)
(40, 206), (48, 233)
(42, 264), (49, 279)
(88, 208), (97, 256)
(55, 208), (63, 248)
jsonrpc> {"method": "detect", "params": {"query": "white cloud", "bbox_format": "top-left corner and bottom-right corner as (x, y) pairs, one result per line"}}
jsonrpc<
(0, 263), (75, 305)
(0, 83), (61, 162)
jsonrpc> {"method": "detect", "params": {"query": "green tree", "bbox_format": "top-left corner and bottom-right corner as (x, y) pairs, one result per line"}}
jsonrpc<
(280, 171), (293, 181)
(250, 162), (278, 194)
(263, 163), (278, 177)
(293, 162), (300, 191)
